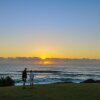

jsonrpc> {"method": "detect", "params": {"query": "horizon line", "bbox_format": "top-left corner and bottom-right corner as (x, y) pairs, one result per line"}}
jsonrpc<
(0, 57), (100, 60)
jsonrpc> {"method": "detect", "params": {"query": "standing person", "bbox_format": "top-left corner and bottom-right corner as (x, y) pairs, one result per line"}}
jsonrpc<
(22, 68), (27, 88)
(29, 70), (34, 87)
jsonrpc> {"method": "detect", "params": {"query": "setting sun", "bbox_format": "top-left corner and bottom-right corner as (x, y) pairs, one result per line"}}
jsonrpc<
(39, 53), (53, 59)
(40, 55), (47, 59)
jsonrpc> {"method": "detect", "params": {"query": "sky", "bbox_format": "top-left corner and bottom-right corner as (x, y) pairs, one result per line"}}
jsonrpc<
(0, 0), (100, 59)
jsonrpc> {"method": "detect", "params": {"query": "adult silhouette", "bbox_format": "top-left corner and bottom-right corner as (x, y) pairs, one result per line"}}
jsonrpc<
(22, 68), (27, 88)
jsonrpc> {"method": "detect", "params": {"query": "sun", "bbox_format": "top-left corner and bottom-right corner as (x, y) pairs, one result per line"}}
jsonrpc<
(40, 56), (46, 59)
(39, 55), (53, 64)
(40, 55), (47, 59)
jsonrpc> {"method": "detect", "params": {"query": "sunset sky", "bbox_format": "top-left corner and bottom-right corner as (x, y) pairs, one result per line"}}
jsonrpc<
(0, 0), (100, 59)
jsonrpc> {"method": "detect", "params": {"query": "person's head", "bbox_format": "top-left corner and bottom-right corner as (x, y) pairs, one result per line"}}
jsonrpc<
(25, 68), (27, 71)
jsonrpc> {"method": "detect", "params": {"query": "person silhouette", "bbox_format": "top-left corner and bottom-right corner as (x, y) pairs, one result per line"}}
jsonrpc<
(29, 70), (34, 87)
(22, 68), (27, 88)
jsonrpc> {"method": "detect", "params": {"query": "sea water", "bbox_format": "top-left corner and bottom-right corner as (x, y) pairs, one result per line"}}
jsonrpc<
(0, 64), (100, 85)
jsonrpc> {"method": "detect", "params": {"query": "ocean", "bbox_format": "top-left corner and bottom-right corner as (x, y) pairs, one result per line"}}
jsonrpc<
(0, 64), (100, 85)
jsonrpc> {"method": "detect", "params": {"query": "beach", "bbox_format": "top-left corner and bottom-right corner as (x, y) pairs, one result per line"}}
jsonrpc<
(0, 83), (100, 100)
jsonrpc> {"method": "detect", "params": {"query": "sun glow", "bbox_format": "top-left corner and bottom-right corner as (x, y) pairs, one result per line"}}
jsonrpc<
(43, 61), (51, 64)
(40, 55), (47, 59)
(41, 58), (53, 64)
(39, 53), (51, 59)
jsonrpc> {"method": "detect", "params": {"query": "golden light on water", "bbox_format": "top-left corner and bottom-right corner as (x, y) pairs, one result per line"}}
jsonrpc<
(43, 61), (51, 64)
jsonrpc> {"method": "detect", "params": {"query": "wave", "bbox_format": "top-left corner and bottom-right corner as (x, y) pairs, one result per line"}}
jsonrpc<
(1, 70), (100, 85)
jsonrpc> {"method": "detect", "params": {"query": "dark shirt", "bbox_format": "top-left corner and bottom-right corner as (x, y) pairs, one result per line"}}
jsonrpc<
(22, 70), (27, 79)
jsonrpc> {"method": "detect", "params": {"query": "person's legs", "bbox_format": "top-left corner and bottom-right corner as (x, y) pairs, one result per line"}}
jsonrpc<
(32, 79), (34, 86)
(23, 78), (26, 88)
(30, 80), (31, 86)
(31, 79), (34, 87)
(30, 79), (34, 88)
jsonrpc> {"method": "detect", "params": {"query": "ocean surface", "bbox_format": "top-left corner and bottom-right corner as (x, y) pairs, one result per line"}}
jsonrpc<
(0, 64), (100, 85)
